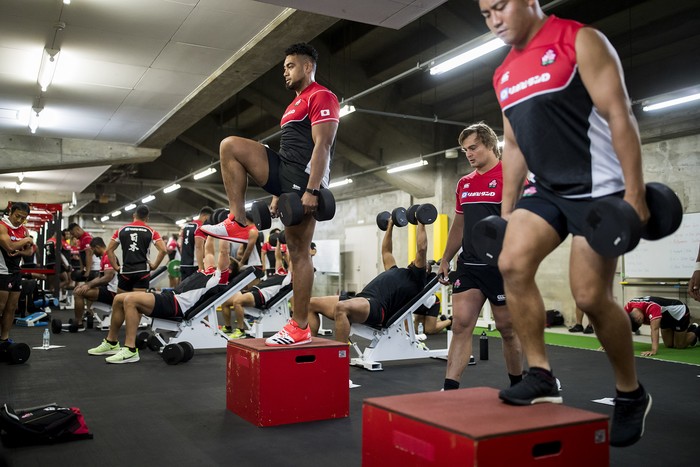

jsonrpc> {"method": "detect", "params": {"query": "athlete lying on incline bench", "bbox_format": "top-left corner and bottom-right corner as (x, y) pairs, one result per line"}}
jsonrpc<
(308, 218), (430, 343)
(87, 237), (238, 364)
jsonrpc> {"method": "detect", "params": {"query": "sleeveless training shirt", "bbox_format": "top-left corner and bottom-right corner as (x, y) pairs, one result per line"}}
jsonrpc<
(493, 15), (624, 199)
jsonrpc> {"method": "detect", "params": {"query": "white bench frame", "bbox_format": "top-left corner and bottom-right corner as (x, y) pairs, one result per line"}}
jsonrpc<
(146, 268), (257, 350)
(349, 278), (449, 371)
(243, 287), (293, 338)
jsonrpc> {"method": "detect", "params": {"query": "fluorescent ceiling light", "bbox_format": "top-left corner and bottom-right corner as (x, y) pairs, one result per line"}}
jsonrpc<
(193, 167), (216, 180)
(328, 178), (353, 188)
(100, 215), (109, 222)
(387, 159), (428, 174)
(430, 38), (505, 75)
(339, 105), (356, 118)
(63, 0), (71, 4)
(28, 106), (42, 134)
(15, 183), (21, 194)
(124, 203), (136, 211)
(142, 195), (155, 203)
(175, 218), (187, 225)
(38, 48), (60, 92)
(642, 92), (700, 111)
(0, 108), (19, 120)
(163, 183), (181, 194)
(111, 210), (121, 217)
(244, 202), (252, 210)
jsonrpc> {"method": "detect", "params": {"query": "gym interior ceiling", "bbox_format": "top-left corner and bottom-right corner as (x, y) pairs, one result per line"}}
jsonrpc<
(1, 0), (699, 226)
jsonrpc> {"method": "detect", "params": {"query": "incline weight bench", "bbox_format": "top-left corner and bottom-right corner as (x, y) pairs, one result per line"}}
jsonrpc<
(349, 276), (449, 371)
(91, 265), (169, 331)
(243, 284), (293, 338)
(147, 267), (257, 350)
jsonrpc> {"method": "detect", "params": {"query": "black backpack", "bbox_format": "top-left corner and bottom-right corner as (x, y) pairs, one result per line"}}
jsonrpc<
(545, 309), (565, 328)
(0, 403), (93, 446)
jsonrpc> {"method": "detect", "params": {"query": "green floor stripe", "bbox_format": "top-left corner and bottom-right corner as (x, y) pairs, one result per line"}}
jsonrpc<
(474, 327), (700, 366)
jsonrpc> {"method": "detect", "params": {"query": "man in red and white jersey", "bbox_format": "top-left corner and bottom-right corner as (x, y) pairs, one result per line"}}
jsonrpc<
(437, 123), (522, 391)
(625, 296), (698, 356)
(478, 0), (651, 446)
(73, 237), (119, 328)
(0, 202), (33, 342)
(202, 42), (339, 347)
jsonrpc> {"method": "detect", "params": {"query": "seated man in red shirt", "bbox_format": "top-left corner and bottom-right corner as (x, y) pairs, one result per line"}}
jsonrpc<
(625, 296), (699, 356)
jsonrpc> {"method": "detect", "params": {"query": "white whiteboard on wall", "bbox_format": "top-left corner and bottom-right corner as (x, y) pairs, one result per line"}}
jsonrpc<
(622, 212), (700, 279)
(313, 239), (340, 273)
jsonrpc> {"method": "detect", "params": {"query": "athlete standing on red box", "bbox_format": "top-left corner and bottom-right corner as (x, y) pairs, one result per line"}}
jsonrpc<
(478, 0), (650, 447)
(201, 43), (339, 347)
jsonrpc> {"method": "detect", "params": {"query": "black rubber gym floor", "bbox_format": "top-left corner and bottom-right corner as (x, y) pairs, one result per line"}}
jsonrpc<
(1, 313), (697, 466)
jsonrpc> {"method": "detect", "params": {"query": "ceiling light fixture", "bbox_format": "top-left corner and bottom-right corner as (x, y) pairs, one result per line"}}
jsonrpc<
(100, 215), (110, 222)
(445, 148), (458, 159)
(642, 91), (700, 112)
(193, 167), (216, 180)
(163, 183), (181, 194)
(38, 48), (60, 92)
(124, 203), (137, 211)
(176, 218), (187, 225)
(28, 104), (43, 134)
(328, 178), (353, 188)
(387, 159), (428, 174)
(141, 195), (155, 203)
(15, 182), (21, 194)
(111, 210), (121, 217)
(339, 104), (356, 118)
(429, 37), (505, 76)
(63, 0), (71, 4)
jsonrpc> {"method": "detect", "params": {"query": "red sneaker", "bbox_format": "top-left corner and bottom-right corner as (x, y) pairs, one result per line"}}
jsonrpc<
(265, 319), (312, 346)
(199, 215), (252, 244)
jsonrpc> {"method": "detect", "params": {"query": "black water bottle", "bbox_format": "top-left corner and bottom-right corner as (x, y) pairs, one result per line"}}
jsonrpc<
(479, 331), (489, 360)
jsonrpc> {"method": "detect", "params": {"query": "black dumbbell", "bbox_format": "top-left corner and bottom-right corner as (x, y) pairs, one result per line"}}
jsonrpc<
(147, 334), (163, 351)
(406, 204), (438, 225)
(0, 341), (31, 364)
(249, 201), (272, 230)
(50, 318), (80, 334)
(376, 208), (409, 231)
(161, 342), (194, 365)
(278, 189), (336, 227)
(211, 208), (230, 225)
(583, 182), (683, 257)
(136, 331), (150, 350)
(471, 215), (508, 267)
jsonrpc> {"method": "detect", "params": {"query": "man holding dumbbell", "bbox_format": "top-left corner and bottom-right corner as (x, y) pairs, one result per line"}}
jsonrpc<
(201, 43), (339, 346)
(0, 202), (33, 344)
(479, 0), (650, 446)
(437, 123), (522, 391)
(88, 237), (238, 364)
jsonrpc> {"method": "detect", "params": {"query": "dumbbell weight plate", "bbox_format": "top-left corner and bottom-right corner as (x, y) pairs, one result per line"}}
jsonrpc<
(8, 343), (31, 364)
(376, 211), (391, 231)
(641, 182), (683, 240)
(211, 208), (230, 225)
(313, 189), (336, 222)
(162, 343), (184, 365)
(51, 318), (62, 334)
(279, 193), (305, 227)
(583, 197), (641, 257)
(249, 201), (272, 231)
(416, 204), (438, 225)
(392, 207), (408, 227)
(179, 341), (195, 363)
(147, 334), (163, 351)
(406, 205), (420, 225)
(471, 215), (508, 267)
(136, 331), (150, 350)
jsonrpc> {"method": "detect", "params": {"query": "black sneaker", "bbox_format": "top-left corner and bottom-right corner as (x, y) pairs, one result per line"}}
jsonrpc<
(610, 388), (652, 447)
(584, 324), (594, 334)
(499, 369), (563, 405)
(568, 324), (584, 333)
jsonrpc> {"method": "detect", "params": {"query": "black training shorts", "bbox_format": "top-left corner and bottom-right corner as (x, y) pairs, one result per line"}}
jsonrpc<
(452, 261), (505, 306)
(262, 147), (310, 197)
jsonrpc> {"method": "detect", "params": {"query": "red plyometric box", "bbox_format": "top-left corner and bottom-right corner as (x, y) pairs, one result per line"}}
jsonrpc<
(363, 387), (609, 467)
(226, 337), (349, 427)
